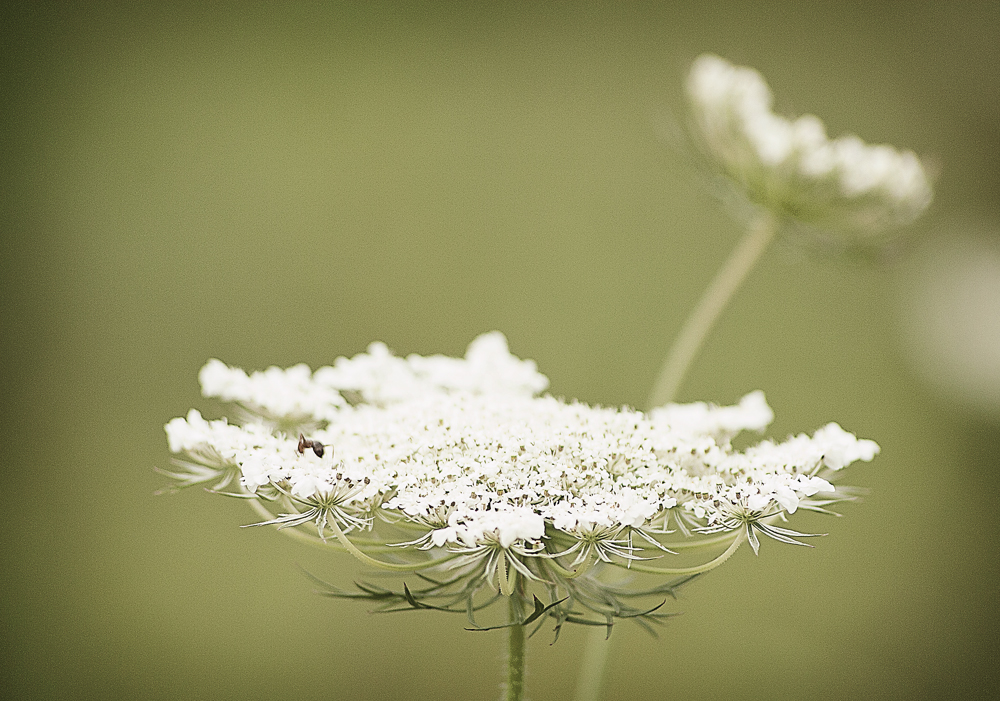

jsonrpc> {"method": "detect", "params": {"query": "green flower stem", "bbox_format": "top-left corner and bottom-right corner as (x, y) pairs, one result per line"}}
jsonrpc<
(648, 212), (778, 408)
(574, 625), (611, 701)
(576, 213), (778, 700)
(506, 593), (526, 701)
(573, 533), (745, 701)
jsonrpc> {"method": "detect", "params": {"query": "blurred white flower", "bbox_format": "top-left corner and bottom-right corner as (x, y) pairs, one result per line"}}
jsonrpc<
(898, 229), (1000, 418)
(686, 54), (932, 235)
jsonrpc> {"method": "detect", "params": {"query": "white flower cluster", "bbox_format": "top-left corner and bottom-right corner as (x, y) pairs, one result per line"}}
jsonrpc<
(165, 332), (878, 556)
(686, 54), (932, 233)
(196, 332), (548, 422)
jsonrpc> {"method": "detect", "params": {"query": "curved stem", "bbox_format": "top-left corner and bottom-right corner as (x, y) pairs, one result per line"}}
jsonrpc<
(658, 530), (745, 550)
(327, 518), (461, 572)
(648, 212), (778, 408)
(246, 498), (462, 570)
(609, 531), (743, 576)
(506, 595), (526, 701)
(244, 499), (407, 553)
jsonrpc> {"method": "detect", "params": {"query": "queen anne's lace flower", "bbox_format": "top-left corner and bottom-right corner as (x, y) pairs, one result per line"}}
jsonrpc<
(686, 54), (932, 234)
(162, 332), (877, 631)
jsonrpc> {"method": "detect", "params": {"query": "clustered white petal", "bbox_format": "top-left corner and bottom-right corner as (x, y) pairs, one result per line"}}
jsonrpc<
(687, 54), (932, 233)
(165, 332), (877, 554)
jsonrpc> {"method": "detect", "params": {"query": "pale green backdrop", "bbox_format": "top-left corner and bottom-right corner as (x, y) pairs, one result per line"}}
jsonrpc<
(3, 2), (999, 699)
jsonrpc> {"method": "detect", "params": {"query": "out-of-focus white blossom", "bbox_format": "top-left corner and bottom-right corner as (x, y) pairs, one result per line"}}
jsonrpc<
(899, 229), (1000, 419)
(686, 54), (932, 235)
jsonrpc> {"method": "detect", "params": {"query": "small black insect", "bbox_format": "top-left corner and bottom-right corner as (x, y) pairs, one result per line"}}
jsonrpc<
(297, 433), (327, 458)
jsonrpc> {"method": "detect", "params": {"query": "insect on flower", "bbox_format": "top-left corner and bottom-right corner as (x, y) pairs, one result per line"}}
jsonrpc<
(297, 433), (327, 458)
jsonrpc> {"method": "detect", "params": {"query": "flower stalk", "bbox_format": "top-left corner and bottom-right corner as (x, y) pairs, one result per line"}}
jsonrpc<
(507, 594), (526, 701)
(574, 627), (611, 701)
(648, 211), (778, 407)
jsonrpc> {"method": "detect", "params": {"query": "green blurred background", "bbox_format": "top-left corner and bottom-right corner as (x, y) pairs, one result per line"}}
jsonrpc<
(3, 2), (999, 699)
